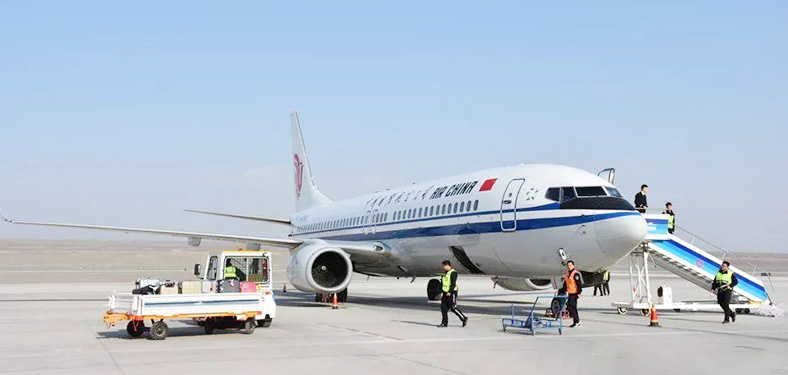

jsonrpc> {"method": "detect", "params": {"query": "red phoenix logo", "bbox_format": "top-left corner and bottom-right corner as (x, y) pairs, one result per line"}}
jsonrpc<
(294, 154), (304, 198)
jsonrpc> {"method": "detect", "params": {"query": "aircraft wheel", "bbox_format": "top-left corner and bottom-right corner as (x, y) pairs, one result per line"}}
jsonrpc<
(616, 307), (627, 315)
(427, 279), (442, 301)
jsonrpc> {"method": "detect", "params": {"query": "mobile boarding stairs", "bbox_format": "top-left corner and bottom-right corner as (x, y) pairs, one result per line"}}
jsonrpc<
(612, 214), (775, 315)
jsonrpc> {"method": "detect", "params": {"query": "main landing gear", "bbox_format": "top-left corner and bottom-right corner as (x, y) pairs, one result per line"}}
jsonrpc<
(315, 288), (348, 303)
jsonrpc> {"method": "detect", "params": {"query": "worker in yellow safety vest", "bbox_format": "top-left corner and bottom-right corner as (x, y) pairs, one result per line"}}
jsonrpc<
(711, 261), (739, 324)
(437, 260), (468, 328)
(558, 260), (583, 327)
(663, 202), (676, 234)
(224, 260), (238, 279)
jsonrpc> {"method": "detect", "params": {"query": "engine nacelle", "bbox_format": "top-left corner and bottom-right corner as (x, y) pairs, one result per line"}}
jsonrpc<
(287, 243), (353, 294)
(493, 277), (554, 292)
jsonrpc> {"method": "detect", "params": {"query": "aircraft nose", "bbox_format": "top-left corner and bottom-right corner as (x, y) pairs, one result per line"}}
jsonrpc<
(594, 213), (647, 260)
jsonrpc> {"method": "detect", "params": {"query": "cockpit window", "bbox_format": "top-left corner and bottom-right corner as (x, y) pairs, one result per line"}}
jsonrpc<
(605, 187), (622, 198)
(545, 188), (560, 202)
(575, 186), (607, 197)
(561, 187), (577, 201)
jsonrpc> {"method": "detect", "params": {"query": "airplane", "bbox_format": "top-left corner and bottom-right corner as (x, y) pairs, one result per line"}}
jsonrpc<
(1, 112), (647, 301)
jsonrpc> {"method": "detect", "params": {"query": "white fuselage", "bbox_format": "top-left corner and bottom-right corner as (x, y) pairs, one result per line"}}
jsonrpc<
(289, 164), (647, 278)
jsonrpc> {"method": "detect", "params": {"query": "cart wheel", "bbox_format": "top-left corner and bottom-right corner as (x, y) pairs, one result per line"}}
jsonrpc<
(744, 308), (750, 314)
(242, 318), (256, 334)
(126, 321), (144, 338)
(149, 321), (168, 340)
(640, 309), (649, 316)
(550, 298), (563, 317)
(257, 318), (272, 328)
(204, 325), (215, 335)
(616, 307), (627, 315)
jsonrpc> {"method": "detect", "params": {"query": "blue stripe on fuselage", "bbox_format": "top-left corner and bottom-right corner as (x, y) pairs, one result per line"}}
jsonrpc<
(300, 211), (639, 242)
(297, 202), (562, 236)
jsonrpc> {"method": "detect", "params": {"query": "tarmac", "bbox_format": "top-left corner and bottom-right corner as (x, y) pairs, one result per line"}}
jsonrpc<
(1, 240), (787, 375)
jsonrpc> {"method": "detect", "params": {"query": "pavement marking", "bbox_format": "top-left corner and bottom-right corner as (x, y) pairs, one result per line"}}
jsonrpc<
(344, 330), (703, 345)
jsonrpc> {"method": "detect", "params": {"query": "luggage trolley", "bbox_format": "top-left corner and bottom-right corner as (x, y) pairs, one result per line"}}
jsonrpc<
(502, 295), (568, 335)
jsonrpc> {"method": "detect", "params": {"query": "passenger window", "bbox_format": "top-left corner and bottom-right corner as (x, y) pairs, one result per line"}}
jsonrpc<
(473, 200), (479, 211)
(429, 206), (434, 216)
(546, 187), (560, 202)
(453, 202), (458, 213)
(417, 208), (421, 217)
(459, 202), (464, 213)
(442, 204), (447, 215)
(466, 201), (472, 211)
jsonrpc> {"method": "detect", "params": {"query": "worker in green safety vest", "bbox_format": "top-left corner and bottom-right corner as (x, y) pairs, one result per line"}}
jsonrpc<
(711, 261), (739, 324)
(437, 260), (468, 328)
(663, 202), (676, 234)
(224, 259), (238, 279)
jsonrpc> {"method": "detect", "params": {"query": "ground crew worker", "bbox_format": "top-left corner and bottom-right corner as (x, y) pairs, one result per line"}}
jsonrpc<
(558, 260), (583, 327)
(663, 202), (676, 234)
(635, 184), (649, 213)
(711, 261), (738, 324)
(224, 259), (238, 279)
(437, 260), (468, 328)
(602, 269), (611, 296)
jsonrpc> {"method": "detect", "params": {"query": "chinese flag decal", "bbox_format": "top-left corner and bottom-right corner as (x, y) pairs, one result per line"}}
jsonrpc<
(479, 178), (497, 191)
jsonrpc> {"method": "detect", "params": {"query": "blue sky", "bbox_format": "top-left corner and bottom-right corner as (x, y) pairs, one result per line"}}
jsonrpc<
(1, 1), (786, 252)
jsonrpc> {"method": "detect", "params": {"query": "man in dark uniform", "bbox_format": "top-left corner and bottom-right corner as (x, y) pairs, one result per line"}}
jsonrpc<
(558, 260), (583, 327)
(437, 260), (468, 328)
(711, 261), (739, 324)
(634, 184), (649, 213)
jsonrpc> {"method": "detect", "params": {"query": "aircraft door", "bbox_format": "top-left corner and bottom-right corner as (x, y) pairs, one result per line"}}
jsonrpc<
(500, 179), (525, 232)
(363, 211), (371, 235)
(370, 209), (379, 234)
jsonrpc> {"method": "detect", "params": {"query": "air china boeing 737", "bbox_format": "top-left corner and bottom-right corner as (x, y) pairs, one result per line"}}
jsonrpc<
(1, 112), (647, 300)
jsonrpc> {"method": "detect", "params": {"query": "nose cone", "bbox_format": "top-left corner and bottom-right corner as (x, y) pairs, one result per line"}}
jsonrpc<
(594, 213), (647, 260)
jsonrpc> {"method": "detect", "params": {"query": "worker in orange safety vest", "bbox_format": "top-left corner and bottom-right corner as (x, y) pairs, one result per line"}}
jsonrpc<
(558, 260), (584, 327)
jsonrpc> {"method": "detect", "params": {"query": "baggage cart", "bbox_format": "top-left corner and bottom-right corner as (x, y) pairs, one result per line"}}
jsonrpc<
(502, 295), (568, 336)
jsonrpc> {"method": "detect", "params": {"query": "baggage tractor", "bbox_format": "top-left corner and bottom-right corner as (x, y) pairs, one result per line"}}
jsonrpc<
(201, 280), (214, 293)
(159, 285), (179, 295)
(240, 282), (257, 293)
(216, 279), (240, 293)
(180, 281), (202, 294)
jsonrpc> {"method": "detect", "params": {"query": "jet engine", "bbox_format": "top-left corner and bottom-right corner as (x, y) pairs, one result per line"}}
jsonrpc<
(287, 243), (353, 294)
(493, 277), (554, 291)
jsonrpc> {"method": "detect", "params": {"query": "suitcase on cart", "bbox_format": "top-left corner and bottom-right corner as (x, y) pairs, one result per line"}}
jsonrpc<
(180, 281), (202, 294)
(216, 279), (240, 293)
(201, 280), (214, 293)
(159, 285), (179, 295)
(240, 282), (257, 293)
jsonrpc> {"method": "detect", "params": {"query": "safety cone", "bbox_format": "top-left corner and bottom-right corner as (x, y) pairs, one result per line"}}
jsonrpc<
(282, 283), (287, 293)
(332, 293), (339, 309)
(649, 304), (660, 327)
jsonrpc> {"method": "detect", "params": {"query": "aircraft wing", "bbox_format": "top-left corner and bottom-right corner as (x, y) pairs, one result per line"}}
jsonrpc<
(0, 210), (302, 249)
(0, 209), (390, 259)
(184, 209), (291, 225)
